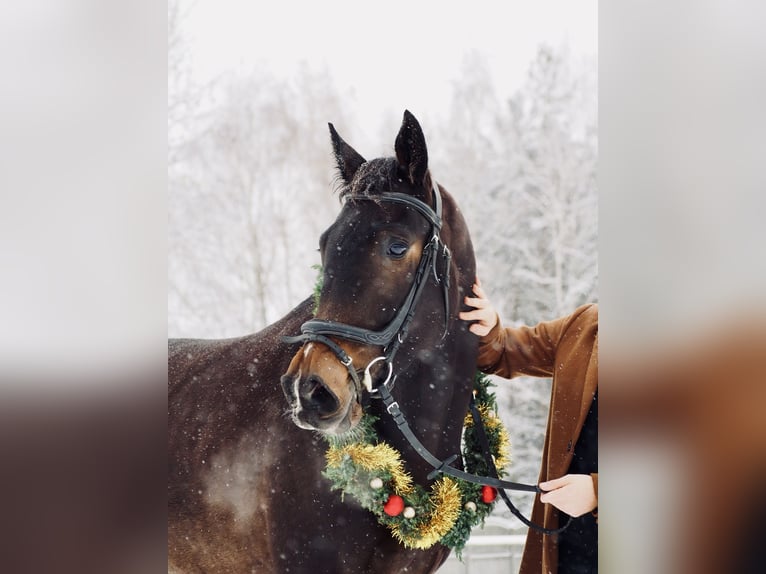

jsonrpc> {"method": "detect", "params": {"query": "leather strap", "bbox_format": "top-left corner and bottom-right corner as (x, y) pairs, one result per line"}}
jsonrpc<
(378, 383), (572, 535)
(467, 399), (572, 535)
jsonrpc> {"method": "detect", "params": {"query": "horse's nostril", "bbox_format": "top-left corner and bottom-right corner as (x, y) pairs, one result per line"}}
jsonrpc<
(300, 374), (340, 415)
(280, 374), (297, 404)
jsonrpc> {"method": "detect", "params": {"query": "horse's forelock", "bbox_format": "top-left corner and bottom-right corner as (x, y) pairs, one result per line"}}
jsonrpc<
(337, 157), (434, 209)
(338, 157), (399, 199)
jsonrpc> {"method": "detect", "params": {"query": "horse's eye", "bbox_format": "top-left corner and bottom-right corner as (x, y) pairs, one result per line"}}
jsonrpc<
(386, 241), (409, 259)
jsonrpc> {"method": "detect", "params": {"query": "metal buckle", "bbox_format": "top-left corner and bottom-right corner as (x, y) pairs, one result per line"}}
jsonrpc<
(386, 400), (400, 415)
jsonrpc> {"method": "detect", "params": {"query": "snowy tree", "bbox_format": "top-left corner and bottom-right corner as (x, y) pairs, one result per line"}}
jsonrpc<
(433, 47), (597, 520)
(431, 51), (507, 223)
(167, 23), (596, 530)
(168, 0), (206, 170)
(491, 46), (597, 321)
(492, 47), (597, 519)
(168, 67), (351, 337)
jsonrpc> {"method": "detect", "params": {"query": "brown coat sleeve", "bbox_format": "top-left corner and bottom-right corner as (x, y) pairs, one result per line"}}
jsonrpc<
(476, 304), (594, 379)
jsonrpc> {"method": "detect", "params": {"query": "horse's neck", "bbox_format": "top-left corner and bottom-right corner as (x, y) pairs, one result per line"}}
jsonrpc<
(375, 341), (473, 485)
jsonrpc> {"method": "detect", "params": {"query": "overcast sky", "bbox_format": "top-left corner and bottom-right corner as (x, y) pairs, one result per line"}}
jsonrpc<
(181, 0), (597, 130)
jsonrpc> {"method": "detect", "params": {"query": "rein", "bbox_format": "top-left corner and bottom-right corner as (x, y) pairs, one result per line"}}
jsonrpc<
(378, 383), (572, 535)
(283, 181), (569, 536)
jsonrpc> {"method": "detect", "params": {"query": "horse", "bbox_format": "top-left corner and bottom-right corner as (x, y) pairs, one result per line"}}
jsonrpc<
(168, 111), (479, 573)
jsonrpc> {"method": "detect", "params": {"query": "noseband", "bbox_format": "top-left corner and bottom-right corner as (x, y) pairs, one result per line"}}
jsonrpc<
(283, 182), (451, 397)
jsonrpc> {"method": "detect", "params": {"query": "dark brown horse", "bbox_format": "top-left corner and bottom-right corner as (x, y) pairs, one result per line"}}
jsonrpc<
(168, 111), (478, 573)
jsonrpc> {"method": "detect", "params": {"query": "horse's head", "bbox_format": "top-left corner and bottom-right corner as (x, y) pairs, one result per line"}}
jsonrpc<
(281, 111), (474, 436)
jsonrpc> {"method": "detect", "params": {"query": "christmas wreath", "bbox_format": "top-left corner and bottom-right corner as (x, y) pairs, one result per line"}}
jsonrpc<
(322, 371), (510, 555)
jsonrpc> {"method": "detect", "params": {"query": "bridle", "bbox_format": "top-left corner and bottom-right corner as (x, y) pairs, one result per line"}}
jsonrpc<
(283, 180), (571, 536)
(283, 181), (452, 399)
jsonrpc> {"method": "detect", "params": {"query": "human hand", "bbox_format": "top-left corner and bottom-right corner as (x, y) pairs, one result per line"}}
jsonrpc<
(458, 276), (498, 337)
(539, 474), (597, 517)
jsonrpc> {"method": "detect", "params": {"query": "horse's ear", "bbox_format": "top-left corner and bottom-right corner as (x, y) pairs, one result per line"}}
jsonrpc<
(395, 110), (429, 187)
(329, 123), (366, 184)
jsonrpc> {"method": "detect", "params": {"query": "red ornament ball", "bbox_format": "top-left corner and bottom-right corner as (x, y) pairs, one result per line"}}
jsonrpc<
(383, 494), (405, 516)
(481, 485), (497, 503)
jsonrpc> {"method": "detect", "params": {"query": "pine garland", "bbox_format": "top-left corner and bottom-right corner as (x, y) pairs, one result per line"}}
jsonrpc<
(311, 264), (323, 313)
(323, 371), (510, 557)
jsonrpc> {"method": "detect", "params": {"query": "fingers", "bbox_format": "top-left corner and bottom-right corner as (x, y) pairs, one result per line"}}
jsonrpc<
(539, 491), (553, 504)
(539, 475), (571, 492)
(458, 307), (494, 326)
(538, 475), (597, 517)
(459, 304), (495, 320)
(463, 295), (487, 309)
(539, 486), (571, 513)
(460, 276), (498, 336)
(459, 314), (492, 337)
(539, 488), (584, 516)
(467, 281), (486, 300)
(539, 477), (568, 502)
(463, 288), (489, 311)
(468, 323), (491, 337)
(458, 308), (490, 320)
(472, 281), (486, 299)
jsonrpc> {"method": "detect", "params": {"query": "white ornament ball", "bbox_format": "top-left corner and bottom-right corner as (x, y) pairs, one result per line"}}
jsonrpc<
(369, 477), (384, 490)
(464, 501), (477, 513)
(403, 506), (416, 519)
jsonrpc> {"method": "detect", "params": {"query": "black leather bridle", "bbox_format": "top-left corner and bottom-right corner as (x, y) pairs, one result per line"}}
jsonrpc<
(283, 182), (451, 398)
(283, 181), (571, 536)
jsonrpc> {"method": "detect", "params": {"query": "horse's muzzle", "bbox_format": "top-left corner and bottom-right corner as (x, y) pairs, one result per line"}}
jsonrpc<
(280, 371), (359, 433)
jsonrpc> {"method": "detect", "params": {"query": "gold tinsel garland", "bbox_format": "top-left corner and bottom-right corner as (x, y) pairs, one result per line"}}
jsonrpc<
(392, 477), (462, 549)
(326, 443), (464, 549)
(323, 377), (510, 552)
(326, 442), (414, 495)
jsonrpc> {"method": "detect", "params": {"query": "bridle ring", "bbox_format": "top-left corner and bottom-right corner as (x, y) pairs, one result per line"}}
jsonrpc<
(362, 357), (393, 394)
